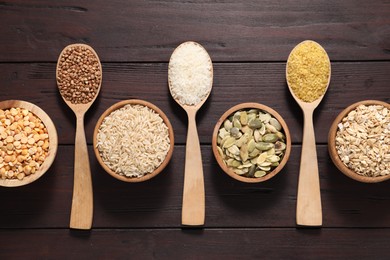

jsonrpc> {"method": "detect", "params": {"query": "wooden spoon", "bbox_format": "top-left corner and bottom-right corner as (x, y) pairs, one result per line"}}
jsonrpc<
(168, 41), (213, 226)
(56, 43), (102, 229)
(286, 40), (331, 227)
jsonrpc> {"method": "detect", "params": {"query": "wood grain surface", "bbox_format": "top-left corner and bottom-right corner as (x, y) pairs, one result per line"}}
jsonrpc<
(0, 0), (389, 259)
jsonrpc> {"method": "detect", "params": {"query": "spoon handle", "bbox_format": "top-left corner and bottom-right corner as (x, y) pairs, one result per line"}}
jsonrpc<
(182, 110), (205, 226)
(70, 114), (93, 229)
(296, 109), (322, 226)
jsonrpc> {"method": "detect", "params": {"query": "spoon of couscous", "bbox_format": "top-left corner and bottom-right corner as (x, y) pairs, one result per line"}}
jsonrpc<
(286, 40), (331, 227)
(168, 41), (213, 226)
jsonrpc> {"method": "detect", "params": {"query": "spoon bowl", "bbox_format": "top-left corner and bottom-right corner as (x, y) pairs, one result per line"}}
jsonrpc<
(168, 41), (213, 226)
(286, 40), (331, 227)
(56, 43), (102, 230)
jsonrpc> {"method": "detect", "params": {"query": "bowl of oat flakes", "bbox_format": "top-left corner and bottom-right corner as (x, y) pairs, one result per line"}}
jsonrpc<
(93, 99), (174, 182)
(0, 100), (58, 187)
(328, 100), (390, 183)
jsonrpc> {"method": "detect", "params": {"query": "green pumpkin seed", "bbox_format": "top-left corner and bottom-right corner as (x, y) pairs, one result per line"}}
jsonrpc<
(259, 112), (271, 123)
(241, 125), (251, 134)
(271, 162), (280, 167)
(223, 137), (236, 149)
(254, 171), (267, 178)
(232, 160), (241, 168)
(267, 148), (275, 156)
(217, 146), (224, 158)
(276, 131), (285, 141)
(269, 118), (282, 131)
(247, 109), (258, 114)
(240, 111), (248, 126)
(254, 129), (262, 142)
(259, 166), (271, 171)
(248, 118), (263, 129)
(234, 169), (246, 175)
(249, 148), (260, 158)
(268, 155), (280, 163)
(238, 162), (252, 169)
(259, 161), (272, 167)
(240, 144), (249, 162)
(256, 152), (268, 164)
(275, 141), (286, 151)
(230, 127), (241, 138)
(247, 164), (256, 177)
(259, 123), (266, 135)
(235, 135), (244, 147)
(247, 139), (256, 153)
(263, 133), (278, 143)
(235, 155), (242, 161)
(265, 123), (277, 133)
(217, 136), (222, 144)
(226, 158), (234, 166)
(219, 128), (229, 138)
(247, 113), (256, 123)
(233, 118), (241, 129)
(255, 142), (274, 151)
(224, 119), (233, 131)
(228, 145), (240, 155)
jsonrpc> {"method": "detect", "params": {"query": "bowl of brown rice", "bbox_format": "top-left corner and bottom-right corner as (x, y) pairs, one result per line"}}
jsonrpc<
(93, 99), (174, 182)
(328, 100), (390, 183)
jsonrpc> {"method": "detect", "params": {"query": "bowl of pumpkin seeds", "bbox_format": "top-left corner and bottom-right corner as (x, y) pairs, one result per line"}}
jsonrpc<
(212, 103), (291, 183)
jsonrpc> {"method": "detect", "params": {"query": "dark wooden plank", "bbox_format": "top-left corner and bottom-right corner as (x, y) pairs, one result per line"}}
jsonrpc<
(0, 1), (389, 62)
(1, 228), (390, 259)
(1, 62), (389, 144)
(1, 145), (389, 229)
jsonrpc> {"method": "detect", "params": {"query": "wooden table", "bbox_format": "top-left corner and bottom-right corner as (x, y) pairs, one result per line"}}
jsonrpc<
(1, 1), (389, 259)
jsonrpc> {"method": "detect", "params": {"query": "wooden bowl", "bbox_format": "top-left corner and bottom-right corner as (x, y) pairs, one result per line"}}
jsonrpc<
(212, 103), (291, 183)
(93, 99), (174, 182)
(328, 100), (390, 183)
(0, 100), (58, 187)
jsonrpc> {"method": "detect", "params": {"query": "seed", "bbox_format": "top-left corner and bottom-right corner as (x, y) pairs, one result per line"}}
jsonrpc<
(265, 123), (277, 133)
(223, 120), (232, 131)
(247, 139), (256, 153)
(275, 141), (286, 151)
(259, 113), (271, 123)
(230, 127), (241, 138)
(223, 137), (236, 149)
(269, 118), (282, 131)
(254, 171), (267, 177)
(240, 144), (249, 162)
(256, 152), (268, 164)
(233, 118), (241, 129)
(228, 145), (240, 156)
(259, 166), (271, 171)
(248, 118), (263, 129)
(256, 142), (274, 151)
(268, 155), (280, 163)
(240, 111), (248, 126)
(263, 133), (278, 143)
(254, 130), (262, 142)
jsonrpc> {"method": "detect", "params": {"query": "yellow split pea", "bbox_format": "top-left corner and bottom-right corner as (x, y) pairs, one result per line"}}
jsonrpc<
(0, 107), (49, 180)
(287, 41), (331, 103)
